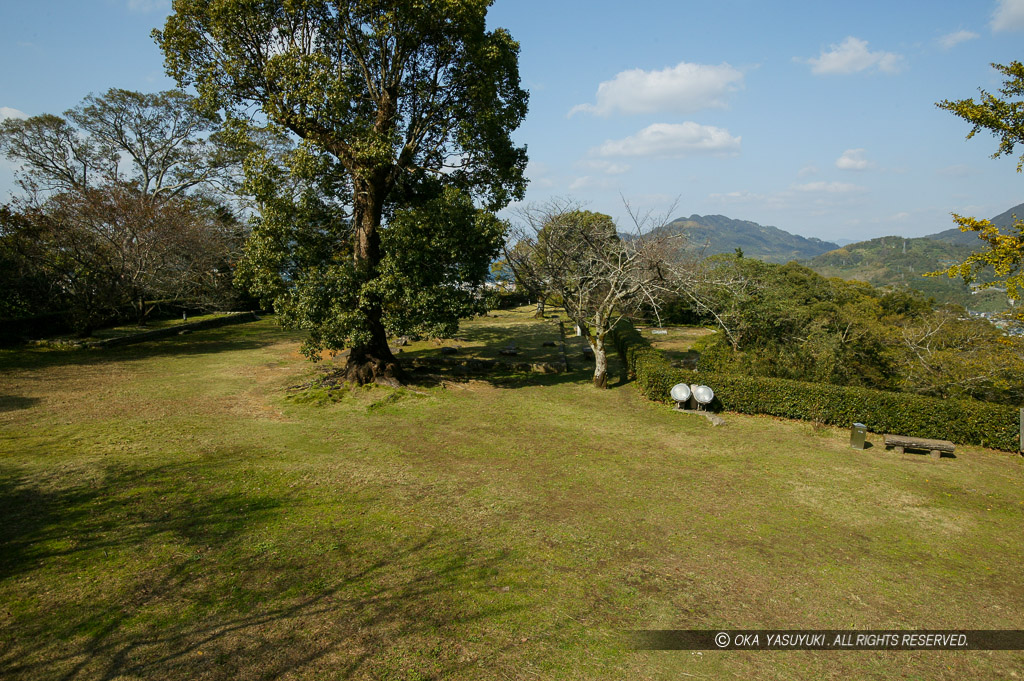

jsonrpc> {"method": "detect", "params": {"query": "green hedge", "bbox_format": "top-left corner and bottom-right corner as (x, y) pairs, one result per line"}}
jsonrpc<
(611, 320), (1020, 452)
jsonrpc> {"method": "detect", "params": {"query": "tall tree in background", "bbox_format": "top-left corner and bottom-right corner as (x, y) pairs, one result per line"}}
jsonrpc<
(156, 0), (529, 385)
(0, 88), (227, 201)
(0, 88), (242, 332)
(934, 61), (1024, 303)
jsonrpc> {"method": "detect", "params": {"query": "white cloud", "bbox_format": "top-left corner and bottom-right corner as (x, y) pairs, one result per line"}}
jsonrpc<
(568, 175), (618, 192)
(835, 148), (871, 171)
(577, 159), (631, 175)
(793, 181), (866, 194)
(0, 107), (27, 121)
(595, 123), (741, 158)
(797, 165), (820, 177)
(127, 0), (170, 11)
(801, 37), (904, 75)
(570, 62), (743, 117)
(938, 30), (980, 48)
(992, 0), (1024, 31)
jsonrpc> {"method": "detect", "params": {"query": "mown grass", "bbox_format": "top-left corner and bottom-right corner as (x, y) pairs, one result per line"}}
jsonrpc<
(1, 311), (1022, 680)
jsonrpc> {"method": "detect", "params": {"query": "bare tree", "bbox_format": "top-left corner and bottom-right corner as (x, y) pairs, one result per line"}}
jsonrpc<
(501, 237), (548, 318)
(508, 199), (679, 388)
(13, 185), (242, 331)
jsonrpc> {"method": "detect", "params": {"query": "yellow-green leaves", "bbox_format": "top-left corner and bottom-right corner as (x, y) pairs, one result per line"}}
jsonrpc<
(937, 61), (1024, 172)
(929, 213), (1024, 302)
(934, 62), (1024, 304)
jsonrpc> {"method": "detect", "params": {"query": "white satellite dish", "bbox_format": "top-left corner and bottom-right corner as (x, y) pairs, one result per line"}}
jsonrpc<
(670, 383), (691, 403)
(693, 385), (714, 405)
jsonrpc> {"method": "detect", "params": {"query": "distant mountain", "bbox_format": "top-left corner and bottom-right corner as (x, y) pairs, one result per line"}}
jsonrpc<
(658, 214), (840, 263)
(803, 235), (1009, 312)
(926, 201), (1024, 246)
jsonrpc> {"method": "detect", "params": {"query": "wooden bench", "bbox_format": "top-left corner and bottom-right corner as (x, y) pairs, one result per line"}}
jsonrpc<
(884, 434), (955, 460)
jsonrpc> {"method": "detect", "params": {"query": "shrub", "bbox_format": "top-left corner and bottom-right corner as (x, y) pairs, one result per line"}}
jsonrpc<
(611, 320), (1020, 452)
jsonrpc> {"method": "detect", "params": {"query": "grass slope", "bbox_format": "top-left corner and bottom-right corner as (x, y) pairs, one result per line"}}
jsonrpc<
(1, 310), (1022, 680)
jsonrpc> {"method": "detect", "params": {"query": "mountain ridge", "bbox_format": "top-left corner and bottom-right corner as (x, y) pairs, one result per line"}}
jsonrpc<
(926, 201), (1024, 246)
(657, 213), (840, 263)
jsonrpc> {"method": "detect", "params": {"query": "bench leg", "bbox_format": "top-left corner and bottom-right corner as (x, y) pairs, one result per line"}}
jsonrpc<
(931, 449), (941, 460)
(894, 446), (904, 454)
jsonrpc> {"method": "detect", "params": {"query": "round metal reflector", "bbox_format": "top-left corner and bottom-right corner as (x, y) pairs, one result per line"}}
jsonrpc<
(670, 383), (691, 403)
(693, 385), (714, 405)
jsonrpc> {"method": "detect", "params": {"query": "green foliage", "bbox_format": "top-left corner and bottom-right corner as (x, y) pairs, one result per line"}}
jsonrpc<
(611, 319), (1020, 452)
(237, 177), (504, 359)
(934, 61), (1024, 305)
(687, 256), (1024, 404)
(937, 60), (1024, 172)
(694, 258), (899, 388)
(928, 213), (1024, 303)
(806, 235), (1009, 311)
(157, 0), (528, 379)
(656, 213), (838, 263)
(372, 186), (506, 339)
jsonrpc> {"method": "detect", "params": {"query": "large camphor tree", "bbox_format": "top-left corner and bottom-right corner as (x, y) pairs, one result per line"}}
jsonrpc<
(156, 0), (529, 385)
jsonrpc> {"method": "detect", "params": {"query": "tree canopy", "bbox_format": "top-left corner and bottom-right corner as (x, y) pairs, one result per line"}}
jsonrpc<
(691, 256), (1024, 405)
(0, 88), (227, 201)
(0, 89), (244, 333)
(156, 0), (529, 384)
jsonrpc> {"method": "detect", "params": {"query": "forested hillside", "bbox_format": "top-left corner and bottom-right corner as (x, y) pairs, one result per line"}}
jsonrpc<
(658, 214), (839, 263)
(804, 235), (1010, 311)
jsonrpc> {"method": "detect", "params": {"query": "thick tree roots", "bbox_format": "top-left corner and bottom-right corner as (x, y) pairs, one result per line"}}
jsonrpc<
(343, 344), (406, 387)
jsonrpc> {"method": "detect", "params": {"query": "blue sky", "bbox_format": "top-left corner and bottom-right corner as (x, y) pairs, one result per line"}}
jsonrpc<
(2, 0), (1023, 243)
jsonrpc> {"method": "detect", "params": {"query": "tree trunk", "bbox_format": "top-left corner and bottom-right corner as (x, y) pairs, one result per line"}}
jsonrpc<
(342, 173), (404, 386)
(590, 333), (608, 389)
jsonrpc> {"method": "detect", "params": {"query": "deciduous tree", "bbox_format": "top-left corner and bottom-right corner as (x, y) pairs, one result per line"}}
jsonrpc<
(0, 88), (226, 202)
(0, 89), (243, 331)
(508, 200), (675, 388)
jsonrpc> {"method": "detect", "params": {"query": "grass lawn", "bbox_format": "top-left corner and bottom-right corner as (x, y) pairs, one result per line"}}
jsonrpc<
(1, 308), (1022, 680)
(635, 325), (715, 368)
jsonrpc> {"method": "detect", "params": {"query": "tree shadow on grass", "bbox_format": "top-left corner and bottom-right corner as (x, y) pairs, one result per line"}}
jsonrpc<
(0, 454), (526, 681)
(0, 322), (301, 374)
(0, 395), (40, 412)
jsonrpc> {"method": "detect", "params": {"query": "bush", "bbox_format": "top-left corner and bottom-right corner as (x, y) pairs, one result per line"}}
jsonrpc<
(611, 320), (1020, 452)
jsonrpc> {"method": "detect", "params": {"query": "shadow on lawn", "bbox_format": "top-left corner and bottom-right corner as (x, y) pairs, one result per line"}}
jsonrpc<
(0, 322), (299, 374)
(0, 455), (525, 681)
(0, 395), (40, 412)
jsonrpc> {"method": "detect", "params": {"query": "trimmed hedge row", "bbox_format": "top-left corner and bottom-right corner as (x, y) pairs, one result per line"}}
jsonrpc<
(611, 320), (1020, 452)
